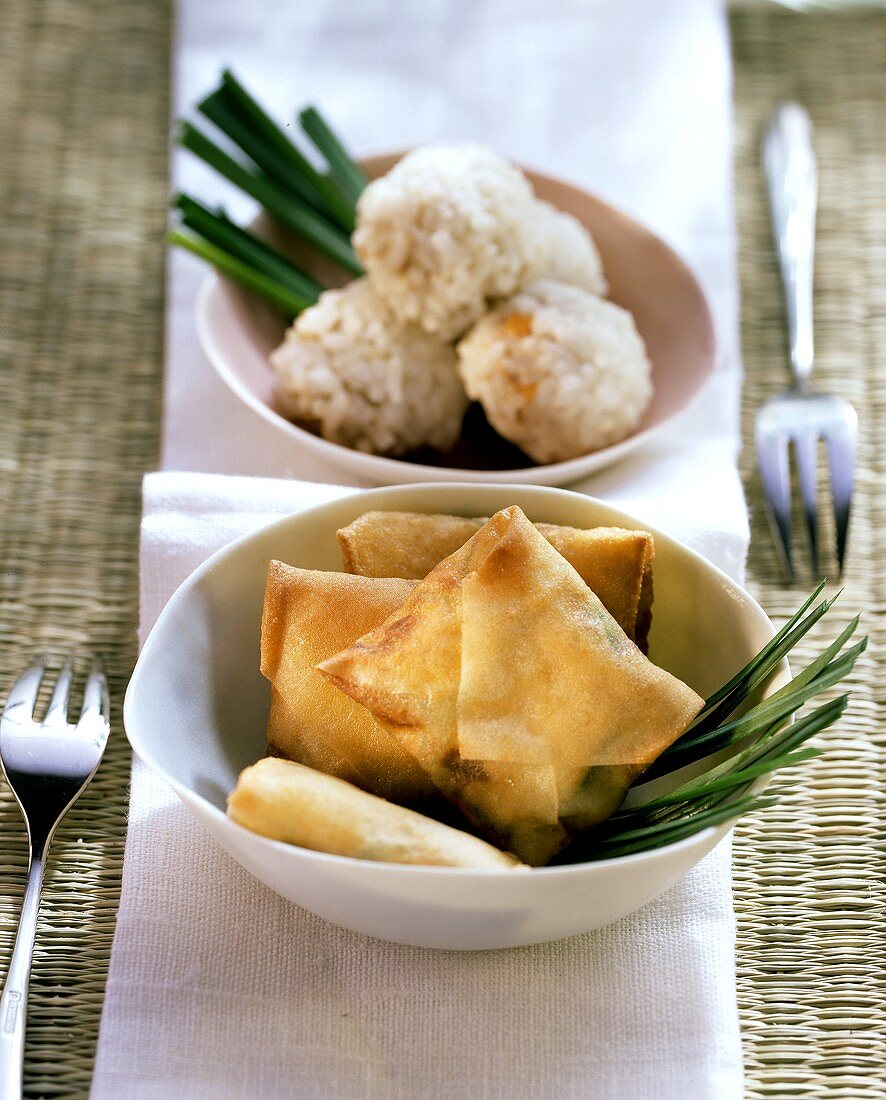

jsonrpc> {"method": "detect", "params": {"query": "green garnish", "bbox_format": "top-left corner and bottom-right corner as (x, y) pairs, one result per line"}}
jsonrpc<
(201, 74), (357, 231)
(179, 122), (362, 275)
(299, 105), (370, 204)
(168, 229), (314, 319)
(173, 194), (323, 304)
(567, 590), (863, 862)
(171, 74), (373, 310)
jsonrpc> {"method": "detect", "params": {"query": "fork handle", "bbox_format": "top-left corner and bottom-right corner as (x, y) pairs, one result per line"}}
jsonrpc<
(0, 852), (46, 1100)
(762, 102), (818, 391)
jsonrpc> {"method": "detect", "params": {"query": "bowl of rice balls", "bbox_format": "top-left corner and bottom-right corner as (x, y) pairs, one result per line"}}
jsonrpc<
(196, 147), (717, 485)
(125, 483), (789, 950)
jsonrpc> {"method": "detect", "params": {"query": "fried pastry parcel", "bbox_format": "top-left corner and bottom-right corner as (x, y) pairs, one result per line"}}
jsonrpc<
(261, 562), (437, 808)
(337, 510), (654, 648)
(229, 758), (523, 869)
(320, 507), (702, 865)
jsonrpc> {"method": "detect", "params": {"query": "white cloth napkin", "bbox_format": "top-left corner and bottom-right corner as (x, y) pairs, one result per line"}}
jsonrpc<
(92, 0), (751, 1096)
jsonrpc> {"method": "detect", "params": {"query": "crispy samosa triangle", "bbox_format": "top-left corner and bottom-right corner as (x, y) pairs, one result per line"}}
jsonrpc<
(261, 562), (438, 808)
(262, 560), (562, 863)
(337, 511), (654, 649)
(319, 506), (702, 865)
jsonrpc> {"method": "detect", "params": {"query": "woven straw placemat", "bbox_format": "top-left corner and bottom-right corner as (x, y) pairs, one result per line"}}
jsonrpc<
(0, 2), (882, 1097)
(730, 7), (885, 1097)
(0, 1), (169, 1096)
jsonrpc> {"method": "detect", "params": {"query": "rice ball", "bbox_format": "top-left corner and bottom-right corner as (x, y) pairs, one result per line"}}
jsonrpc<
(270, 278), (468, 456)
(533, 202), (608, 296)
(353, 144), (546, 341)
(456, 279), (652, 464)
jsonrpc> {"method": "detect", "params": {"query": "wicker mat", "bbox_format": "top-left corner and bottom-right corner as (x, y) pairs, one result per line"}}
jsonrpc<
(730, 7), (885, 1097)
(0, 2), (882, 1097)
(0, 1), (170, 1097)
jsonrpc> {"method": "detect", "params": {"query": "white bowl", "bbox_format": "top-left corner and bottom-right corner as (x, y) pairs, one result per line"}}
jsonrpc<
(125, 484), (785, 950)
(197, 155), (717, 486)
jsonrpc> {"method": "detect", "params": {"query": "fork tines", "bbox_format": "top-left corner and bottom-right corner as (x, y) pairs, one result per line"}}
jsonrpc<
(2, 659), (110, 726)
(756, 401), (857, 583)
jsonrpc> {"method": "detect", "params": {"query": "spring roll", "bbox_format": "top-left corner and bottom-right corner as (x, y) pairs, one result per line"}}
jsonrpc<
(228, 758), (524, 869)
(321, 507), (702, 865)
(337, 511), (654, 649)
(261, 561), (437, 808)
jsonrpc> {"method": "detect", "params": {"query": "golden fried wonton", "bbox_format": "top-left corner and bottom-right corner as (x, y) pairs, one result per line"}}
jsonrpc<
(337, 510), (654, 649)
(261, 561), (437, 808)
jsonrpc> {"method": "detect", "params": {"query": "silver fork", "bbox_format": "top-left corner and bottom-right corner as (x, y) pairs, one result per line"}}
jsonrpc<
(0, 659), (110, 1100)
(756, 102), (858, 583)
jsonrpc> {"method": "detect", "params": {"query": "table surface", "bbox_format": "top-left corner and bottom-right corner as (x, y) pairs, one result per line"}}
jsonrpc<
(0, 3), (883, 1097)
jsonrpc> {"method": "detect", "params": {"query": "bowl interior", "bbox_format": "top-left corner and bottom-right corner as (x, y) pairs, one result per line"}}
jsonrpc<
(127, 485), (779, 828)
(198, 154), (716, 482)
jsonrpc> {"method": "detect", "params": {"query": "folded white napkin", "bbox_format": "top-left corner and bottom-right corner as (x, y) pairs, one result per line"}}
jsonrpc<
(92, 0), (751, 1095)
(92, 471), (745, 1100)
